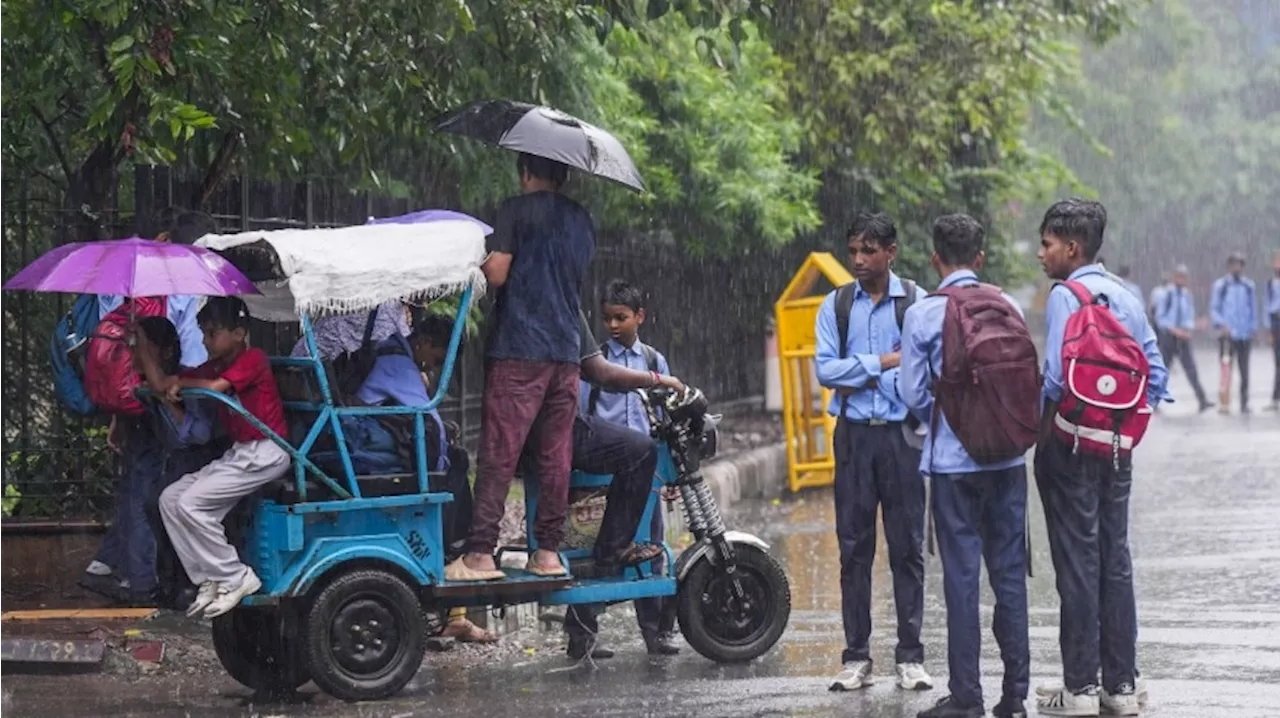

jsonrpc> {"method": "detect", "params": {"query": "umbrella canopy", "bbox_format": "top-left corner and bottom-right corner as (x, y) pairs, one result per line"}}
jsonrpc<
(3, 236), (259, 297)
(435, 99), (646, 192)
(368, 209), (494, 235)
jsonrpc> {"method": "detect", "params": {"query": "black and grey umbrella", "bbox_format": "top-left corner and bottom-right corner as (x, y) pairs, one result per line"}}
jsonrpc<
(435, 99), (646, 192)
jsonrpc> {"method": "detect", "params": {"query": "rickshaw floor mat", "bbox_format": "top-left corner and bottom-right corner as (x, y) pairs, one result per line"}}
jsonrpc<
(432, 570), (572, 598)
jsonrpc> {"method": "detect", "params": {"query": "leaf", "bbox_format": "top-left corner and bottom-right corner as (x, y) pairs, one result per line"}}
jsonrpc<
(108, 34), (135, 54)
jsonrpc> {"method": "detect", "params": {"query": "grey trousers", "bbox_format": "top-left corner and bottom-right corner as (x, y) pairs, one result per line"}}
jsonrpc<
(160, 439), (290, 586)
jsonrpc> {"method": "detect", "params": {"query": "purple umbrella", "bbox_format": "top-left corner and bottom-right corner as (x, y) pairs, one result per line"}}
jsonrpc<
(3, 236), (259, 297)
(367, 209), (493, 235)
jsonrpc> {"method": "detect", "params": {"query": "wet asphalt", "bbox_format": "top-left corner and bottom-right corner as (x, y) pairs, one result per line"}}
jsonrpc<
(4, 347), (1278, 717)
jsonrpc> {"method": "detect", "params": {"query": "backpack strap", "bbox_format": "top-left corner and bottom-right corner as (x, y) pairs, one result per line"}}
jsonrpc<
(834, 283), (855, 361)
(1060, 279), (1095, 307)
(586, 341), (610, 417)
(894, 279), (918, 331)
(640, 344), (659, 373)
(361, 309), (379, 346)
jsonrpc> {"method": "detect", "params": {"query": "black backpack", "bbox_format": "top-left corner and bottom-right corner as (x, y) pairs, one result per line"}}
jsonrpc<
(833, 279), (921, 437)
(585, 341), (660, 417)
(328, 310), (390, 404)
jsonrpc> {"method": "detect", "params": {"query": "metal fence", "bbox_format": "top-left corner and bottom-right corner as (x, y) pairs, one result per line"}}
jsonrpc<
(2, 168), (818, 520)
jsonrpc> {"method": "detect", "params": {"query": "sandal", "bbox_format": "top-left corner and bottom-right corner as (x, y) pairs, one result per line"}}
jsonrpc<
(441, 618), (499, 644)
(614, 542), (664, 567)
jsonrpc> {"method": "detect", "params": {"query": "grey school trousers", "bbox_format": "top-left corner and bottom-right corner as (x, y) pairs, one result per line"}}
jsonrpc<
(160, 439), (290, 586)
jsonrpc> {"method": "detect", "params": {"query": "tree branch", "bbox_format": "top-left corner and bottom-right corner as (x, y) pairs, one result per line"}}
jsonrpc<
(194, 131), (243, 209)
(31, 105), (75, 185)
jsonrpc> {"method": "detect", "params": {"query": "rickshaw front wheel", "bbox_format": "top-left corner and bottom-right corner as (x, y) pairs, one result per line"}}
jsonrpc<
(676, 543), (791, 663)
(211, 606), (310, 696)
(303, 568), (427, 702)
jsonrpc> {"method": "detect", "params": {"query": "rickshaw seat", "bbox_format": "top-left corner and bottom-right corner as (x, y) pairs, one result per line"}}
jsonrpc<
(264, 471), (437, 505)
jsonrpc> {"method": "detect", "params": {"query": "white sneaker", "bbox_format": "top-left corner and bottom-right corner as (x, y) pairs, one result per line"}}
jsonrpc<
(1037, 677), (1147, 707)
(1100, 685), (1140, 716)
(896, 662), (933, 691)
(1036, 685), (1100, 716)
(85, 560), (113, 577)
(829, 660), (874, 691)
(203, 570), (263, 619)
(186, 581), (218, 617)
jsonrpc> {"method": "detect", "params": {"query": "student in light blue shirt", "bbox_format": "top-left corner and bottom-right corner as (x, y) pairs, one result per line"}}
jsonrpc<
(1210, 252), (1261, 412)
(1154, 265), (1212, 411)
(1268, 252), (1280, 410)
(580, 279), (679, 657)
(1033, 199), (1168, 717)
(814, 212), (931, 694)
(1147, 273), (1174, 367)
(899, 214), (1029, 718)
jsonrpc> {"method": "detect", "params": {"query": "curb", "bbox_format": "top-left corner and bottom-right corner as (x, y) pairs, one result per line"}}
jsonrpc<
(700, 442), (788, 509)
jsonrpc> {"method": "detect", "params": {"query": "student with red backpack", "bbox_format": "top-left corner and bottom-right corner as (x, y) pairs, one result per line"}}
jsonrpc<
(1034, 199), (1170, 717)
(900, 215), (1039, 718)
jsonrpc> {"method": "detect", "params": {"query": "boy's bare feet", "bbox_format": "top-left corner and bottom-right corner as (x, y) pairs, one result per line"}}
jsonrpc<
(525, 548), (567, 577)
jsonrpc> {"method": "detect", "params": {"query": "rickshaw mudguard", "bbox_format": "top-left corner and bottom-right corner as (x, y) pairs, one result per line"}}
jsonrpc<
(244, 495), (450, 599)
(673, 531), (771, 582)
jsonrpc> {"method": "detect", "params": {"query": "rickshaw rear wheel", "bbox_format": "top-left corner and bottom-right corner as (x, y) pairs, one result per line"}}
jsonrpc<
(676, 543), (791, 663)
(211, 606), (310, 696)
(303, 568), (427, 702)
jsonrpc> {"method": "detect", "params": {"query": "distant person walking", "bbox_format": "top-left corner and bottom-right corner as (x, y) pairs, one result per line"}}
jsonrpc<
(815, 212), (931, 694)
(1266, 252), (1280, 412)
(1210, 251), (1260, 413)
(1155, 265), (1213, 412)
(1148, 273), (1175, 369)
(1116, 265), (1142, 301)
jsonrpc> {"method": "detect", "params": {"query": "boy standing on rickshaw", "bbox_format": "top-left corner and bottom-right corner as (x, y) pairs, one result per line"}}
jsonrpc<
(449, 154), (596, 581)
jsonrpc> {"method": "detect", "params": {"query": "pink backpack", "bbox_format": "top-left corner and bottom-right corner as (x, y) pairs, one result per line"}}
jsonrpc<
(1053, 280), (1153, 467)
(85, 297), (166, 416)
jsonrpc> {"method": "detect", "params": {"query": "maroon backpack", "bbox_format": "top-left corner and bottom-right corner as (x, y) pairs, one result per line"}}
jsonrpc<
(932, 283), (1041, 464)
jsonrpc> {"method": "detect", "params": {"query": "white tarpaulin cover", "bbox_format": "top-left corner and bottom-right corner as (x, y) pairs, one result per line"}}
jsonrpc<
(196, 220), (487, 321)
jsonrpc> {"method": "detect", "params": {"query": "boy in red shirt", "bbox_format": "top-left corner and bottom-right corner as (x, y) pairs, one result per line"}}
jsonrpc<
(146, 297), (290, 619)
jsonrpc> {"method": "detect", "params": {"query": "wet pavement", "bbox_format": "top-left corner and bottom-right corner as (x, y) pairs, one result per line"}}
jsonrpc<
(4, 347), (1278, 717)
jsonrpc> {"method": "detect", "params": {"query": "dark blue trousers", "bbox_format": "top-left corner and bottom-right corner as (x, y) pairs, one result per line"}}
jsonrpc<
(932, 466), (1030, 708)
(95, 417), (163, 594)
(833, 420), (925, 664)
(1036, 436), (1137, 693)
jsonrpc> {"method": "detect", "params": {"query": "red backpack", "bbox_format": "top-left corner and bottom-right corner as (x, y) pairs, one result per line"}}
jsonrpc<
(1053, 280), (1153, 466)
(85, 297), (166, 416)
(932, 283), (1041, 464)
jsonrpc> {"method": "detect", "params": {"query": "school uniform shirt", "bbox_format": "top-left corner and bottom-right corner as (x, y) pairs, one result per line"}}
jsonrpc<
(899, 269), (1026, 475)
(1268, 276), (1280, 319)
(485, 191), (596, 365)
(1122, 279), (1143, 301)
(1148, 284), (1170, 319)
(1042, 263), (1171, 408)
(1155, 285), (1197, 333)
(814, 272), (911, 423)
(1210, 274), (1261, 340)
(579, 338), (670, 435)
(99, 294), (207, 368)
(353, 334), (448, 472)
(182, 347), (287, 443)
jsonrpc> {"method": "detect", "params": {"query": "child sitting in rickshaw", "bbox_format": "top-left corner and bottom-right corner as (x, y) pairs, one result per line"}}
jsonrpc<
(138, 297), (290, 619)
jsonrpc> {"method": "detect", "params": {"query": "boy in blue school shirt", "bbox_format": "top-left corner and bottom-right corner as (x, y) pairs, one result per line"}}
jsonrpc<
(1210, 251), (1261, 413)
(1034, 198), (1169, 717)
(1267, 251), (1280, 411)
(581, 279), (679, 656)
(814, 212), (931, 694)
(1154, 265), (1212, 412)
(899, 215), (1028, 718)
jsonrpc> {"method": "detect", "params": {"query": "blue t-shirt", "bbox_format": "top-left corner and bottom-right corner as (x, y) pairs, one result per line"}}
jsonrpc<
(485, 191), (595, 365)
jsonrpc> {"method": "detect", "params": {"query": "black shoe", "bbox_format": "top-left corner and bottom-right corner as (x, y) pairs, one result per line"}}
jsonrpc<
(78, 572), (128, 601)
(567, 641), (615, 660)
(992, 696), (1027, 718)
(917, 695), (983, 718)
(165, 586), (197, 612)
(644, 632), (680, 656)
(119, 589), (159, 608)
(1199, 401), (1215, 413)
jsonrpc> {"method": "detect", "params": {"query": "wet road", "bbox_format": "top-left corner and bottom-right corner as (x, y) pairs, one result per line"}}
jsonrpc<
(5, 348), (1278, 717)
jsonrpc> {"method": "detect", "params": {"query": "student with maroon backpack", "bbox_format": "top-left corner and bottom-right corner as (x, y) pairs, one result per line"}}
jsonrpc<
(900, 214), (1039, 718)
(1034, 199), (1169, 717)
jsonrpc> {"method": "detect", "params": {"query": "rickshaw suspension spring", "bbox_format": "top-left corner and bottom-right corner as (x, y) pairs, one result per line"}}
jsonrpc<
(692, 477), (727, 538)
(680, 481), (709, 534)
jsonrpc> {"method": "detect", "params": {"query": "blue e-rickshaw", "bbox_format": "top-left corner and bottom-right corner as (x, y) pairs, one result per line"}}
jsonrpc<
(183, 222), (791, 701)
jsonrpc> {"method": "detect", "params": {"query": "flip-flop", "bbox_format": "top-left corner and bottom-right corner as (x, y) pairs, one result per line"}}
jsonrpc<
(442, 618), (499, 644)
(615, 542), (664, 567)
(445, 558), (505, 582)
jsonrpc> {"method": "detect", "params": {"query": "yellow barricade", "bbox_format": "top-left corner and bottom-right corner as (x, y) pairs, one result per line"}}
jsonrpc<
(774, 252), (852, 493)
